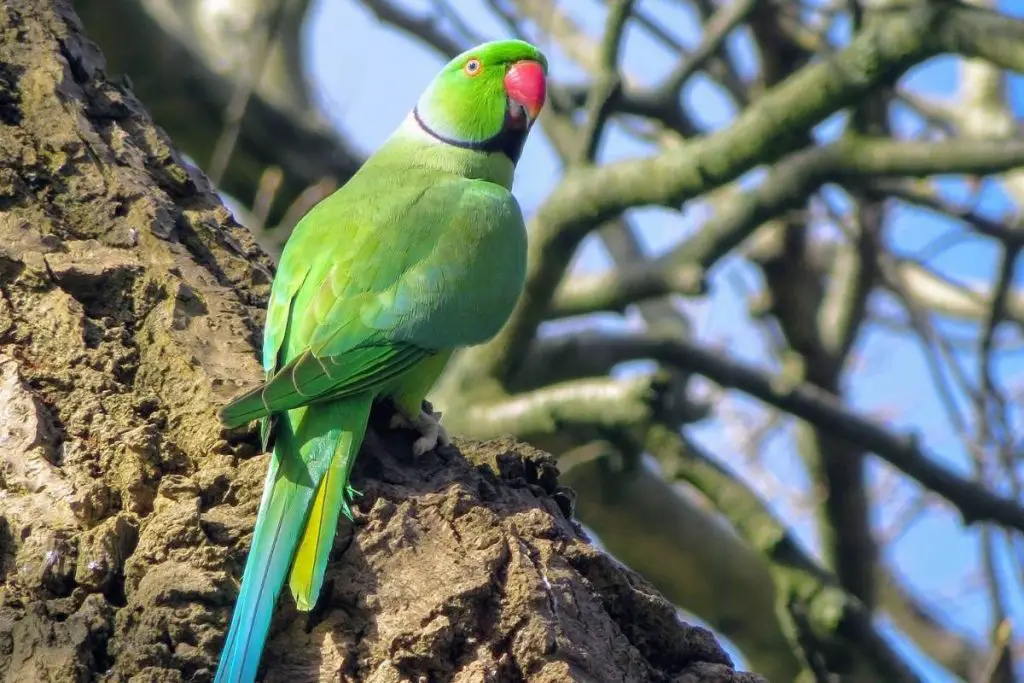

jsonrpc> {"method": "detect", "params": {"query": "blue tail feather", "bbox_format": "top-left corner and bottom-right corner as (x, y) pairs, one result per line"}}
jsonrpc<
(214, 402), (348, 683)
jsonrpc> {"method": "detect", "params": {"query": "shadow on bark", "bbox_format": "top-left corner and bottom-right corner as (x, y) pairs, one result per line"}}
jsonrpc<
(0, 1), (765, 681)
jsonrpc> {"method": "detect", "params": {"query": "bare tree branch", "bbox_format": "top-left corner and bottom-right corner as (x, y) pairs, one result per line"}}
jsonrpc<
(504, 2), (1024, 379)
(446, 374), (666, 441)
(645, 424), (923, 683)
(558, 447), (805, 681)
(575, 0), (633, 163)
(359, 0), (466, 57)
(660, 0), (757, 96)
(878, 567), (989, 680)
(543, 138), (1024, 323)
(547, 262), (706, 319)
(524, 330), (1024, 532)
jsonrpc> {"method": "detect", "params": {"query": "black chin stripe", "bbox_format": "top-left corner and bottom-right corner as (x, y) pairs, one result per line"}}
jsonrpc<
(413, 106), (529, 164)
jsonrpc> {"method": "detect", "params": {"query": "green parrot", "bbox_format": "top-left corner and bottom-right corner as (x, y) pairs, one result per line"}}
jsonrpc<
(213, 39), (548, 683)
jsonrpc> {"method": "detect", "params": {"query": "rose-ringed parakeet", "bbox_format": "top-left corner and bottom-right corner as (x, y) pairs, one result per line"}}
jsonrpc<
(213, 39), (548, 683)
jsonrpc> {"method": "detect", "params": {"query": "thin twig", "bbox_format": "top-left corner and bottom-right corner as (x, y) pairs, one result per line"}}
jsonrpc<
(208, 0), (290, 186)
(576, 0), (634, 163)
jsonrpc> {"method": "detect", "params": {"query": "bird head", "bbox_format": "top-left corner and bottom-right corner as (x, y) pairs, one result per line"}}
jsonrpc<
(413, 39), (548, 163)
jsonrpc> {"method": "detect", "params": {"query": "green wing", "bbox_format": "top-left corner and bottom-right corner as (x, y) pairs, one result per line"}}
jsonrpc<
(219, 167), (525, 429)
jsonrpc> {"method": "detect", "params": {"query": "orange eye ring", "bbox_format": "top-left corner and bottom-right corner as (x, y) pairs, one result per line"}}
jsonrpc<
(463, 58), (482, 77)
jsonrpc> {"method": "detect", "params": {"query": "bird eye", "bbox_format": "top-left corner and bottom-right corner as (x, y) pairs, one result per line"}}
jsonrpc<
(463, 58), (482, 76)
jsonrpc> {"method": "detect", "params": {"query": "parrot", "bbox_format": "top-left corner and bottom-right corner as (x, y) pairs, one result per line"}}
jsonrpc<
(212, 38), (548, 683)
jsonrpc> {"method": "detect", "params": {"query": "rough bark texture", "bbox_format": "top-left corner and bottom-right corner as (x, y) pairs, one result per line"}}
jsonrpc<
(0, 2), (765, 682)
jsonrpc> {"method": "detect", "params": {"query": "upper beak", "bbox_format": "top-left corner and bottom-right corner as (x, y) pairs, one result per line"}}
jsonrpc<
(504, 60), (547, 123)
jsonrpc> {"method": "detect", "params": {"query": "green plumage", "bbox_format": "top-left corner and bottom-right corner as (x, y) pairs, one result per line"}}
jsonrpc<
(214, 38), (547, 683)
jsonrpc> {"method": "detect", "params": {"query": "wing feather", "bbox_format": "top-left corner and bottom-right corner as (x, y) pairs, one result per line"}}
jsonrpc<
(219, 170), (524, 429)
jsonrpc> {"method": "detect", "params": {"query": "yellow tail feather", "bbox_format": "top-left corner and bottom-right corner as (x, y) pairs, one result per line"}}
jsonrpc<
(287, 397), (369, 611)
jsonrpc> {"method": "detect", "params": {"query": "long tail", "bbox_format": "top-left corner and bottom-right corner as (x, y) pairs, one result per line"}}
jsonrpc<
(288, 396), (370, 609)
(214, 394), (372, 683)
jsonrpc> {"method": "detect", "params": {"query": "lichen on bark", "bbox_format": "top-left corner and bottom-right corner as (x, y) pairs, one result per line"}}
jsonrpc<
(0, 2), (764, 681)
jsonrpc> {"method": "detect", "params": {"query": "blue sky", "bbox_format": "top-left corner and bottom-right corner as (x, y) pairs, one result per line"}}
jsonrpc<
(291, 1), (1024, 679)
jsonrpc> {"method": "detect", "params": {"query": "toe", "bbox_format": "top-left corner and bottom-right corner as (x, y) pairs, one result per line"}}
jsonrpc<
(412, 436), (433, 456)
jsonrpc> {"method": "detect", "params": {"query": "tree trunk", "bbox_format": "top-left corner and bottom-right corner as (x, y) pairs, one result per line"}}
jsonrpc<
(0, 2), (764, 682)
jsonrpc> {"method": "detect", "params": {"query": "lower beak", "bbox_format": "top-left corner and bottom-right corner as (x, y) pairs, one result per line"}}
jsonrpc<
(507, 99), (536, 128)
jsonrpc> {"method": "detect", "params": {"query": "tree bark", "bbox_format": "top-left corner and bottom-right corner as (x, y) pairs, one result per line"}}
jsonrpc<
(0, 2), (764, 682)
(73, 0), (362, 231)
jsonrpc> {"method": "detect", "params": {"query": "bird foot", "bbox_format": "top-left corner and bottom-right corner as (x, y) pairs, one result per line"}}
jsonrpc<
(389, 407), (450, 456)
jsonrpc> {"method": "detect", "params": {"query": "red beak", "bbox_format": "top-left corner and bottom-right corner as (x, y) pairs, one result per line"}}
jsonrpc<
(504, 60), (546, 123)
